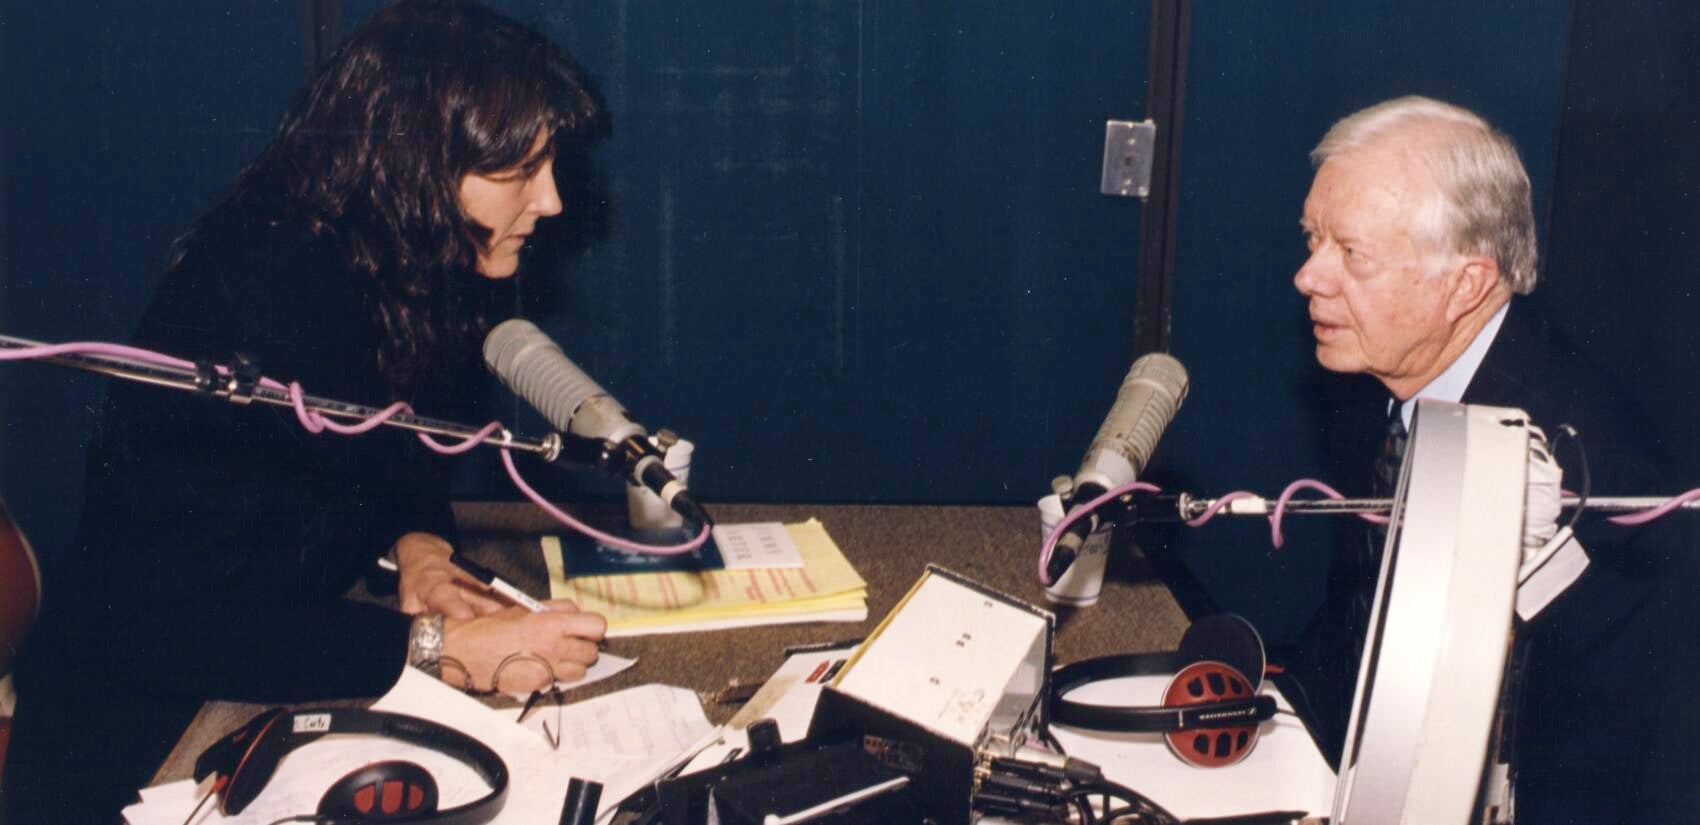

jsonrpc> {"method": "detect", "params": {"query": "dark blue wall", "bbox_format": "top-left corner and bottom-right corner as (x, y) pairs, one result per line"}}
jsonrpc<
(434, 0), (1154, 507)
(0, 2), (303, 568)
(8, 2), (1691, 646)
(1538, 0), (1700, 483)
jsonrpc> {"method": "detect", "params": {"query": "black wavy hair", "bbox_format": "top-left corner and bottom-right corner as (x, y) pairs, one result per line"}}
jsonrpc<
(177, 0), (606, 390)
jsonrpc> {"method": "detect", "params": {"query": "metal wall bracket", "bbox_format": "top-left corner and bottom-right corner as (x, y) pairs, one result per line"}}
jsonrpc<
(1099, 119), (1157, 199)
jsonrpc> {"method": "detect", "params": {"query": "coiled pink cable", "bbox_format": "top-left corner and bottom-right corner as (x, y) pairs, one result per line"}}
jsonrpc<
(3, 340), (710, 554)
(1605, 488), (1700, 526)
(1268, 479), (1389, 550)
(1036, 481), (1162, 585)
(501, 449), (709, 554)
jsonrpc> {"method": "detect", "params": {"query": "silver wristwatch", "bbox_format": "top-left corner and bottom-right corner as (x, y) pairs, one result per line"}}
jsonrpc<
(407, 612), (445, 677)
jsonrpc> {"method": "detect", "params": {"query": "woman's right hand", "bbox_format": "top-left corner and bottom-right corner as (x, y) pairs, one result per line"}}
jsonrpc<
(440, 600), (607, 693)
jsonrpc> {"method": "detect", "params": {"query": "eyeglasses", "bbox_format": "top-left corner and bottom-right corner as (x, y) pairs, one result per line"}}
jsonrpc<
(440, 652), (565, 750)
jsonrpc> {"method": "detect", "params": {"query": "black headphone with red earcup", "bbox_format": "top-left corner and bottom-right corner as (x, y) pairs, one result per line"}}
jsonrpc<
(1049, 614), (1278, 768)
(193, 707), (507, 824)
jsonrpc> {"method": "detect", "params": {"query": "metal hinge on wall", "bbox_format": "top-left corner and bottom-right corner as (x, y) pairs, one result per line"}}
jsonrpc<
(1099, 119), (1157, 199)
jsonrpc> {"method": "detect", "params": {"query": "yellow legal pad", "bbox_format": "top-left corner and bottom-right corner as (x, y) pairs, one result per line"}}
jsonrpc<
(542, 519), (868, 636)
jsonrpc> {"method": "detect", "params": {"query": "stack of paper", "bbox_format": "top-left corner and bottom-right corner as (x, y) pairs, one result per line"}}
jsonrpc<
(543, 519), (868, 636)
(123, 668), (713, 824)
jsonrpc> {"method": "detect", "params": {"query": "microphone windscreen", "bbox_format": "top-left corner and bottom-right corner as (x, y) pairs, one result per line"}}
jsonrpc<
(1076, 352), (1189, 487)
(482, 319), (609, 436)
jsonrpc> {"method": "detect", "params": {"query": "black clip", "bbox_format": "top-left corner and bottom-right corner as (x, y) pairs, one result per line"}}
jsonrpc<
(227, 352), (262, 405)
(192, 360), (222, 396)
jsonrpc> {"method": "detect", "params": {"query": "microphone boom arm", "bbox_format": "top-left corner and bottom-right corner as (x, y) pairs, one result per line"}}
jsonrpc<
(1171, 493), (1700, 519)
(0, 333), (604, 467)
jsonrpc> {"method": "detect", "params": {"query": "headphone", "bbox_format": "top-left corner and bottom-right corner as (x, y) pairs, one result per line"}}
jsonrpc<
(1050, 614), (1278, 768)
(193, 707), (508, 824)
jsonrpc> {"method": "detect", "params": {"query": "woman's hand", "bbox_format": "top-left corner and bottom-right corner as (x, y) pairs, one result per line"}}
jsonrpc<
(392, 532), (503, 619)
(441, 601), (607, 692)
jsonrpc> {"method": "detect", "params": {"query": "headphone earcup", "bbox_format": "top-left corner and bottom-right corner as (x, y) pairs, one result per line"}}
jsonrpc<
(220, 708), (294, 815)
(1161, 660), (1261, 768)
(1175, 614), (1266, 688)
(317, 760), (439, 821)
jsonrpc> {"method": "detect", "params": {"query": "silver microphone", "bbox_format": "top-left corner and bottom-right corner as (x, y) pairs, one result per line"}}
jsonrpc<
(483, 319), (707, 526)
(482, 318), (645, 443)
(1048, 353), (1189, 582)
(1072, 352), (1190, 494)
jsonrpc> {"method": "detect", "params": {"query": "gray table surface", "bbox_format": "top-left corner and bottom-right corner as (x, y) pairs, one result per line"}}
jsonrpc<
(153, 501), (1187, 783)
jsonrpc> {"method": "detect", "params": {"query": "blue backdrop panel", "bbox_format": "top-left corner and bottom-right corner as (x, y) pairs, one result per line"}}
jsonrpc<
(0, 1), (303, 567)
(1540, 0), (1700, 483)
(406, 0), (1154, 506)
(0, 2), (1602, 650)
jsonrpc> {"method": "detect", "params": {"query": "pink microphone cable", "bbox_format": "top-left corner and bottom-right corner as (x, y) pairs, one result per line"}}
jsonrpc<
(1037, 481), (1162, 585)
(1, 339), (710, 555)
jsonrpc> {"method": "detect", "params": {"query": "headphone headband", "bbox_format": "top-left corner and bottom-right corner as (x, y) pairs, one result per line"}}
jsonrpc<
(1051, 652), (1275, 731)
(1048, 615), (1277, 767)
(195, 707), (508, 824)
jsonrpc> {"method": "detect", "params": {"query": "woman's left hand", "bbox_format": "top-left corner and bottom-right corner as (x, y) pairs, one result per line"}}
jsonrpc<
(393, 532), (505, 619)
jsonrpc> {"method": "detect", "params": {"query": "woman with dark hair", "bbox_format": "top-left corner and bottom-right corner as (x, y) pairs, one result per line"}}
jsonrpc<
(4, 2), (610, 820)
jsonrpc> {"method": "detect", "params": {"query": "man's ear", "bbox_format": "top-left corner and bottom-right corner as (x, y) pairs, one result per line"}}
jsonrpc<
(1444, 255), (1502, 322)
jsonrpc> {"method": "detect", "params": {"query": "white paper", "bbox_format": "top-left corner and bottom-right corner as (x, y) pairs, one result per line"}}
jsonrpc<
(711, 522), (805, 569)
(126, 668), (713, 825)
(496, 682), (712, 758)
(572, 650), (638, 688)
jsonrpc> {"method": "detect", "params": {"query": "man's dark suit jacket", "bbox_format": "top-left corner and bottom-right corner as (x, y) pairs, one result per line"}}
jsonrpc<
(1288, 299), (1700, 824)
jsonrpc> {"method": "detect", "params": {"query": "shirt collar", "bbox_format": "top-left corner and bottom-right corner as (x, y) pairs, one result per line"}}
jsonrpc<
(1392, 302), (1509, 428)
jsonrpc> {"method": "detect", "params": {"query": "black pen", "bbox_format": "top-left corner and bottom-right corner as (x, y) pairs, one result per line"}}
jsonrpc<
(375, 555), (548, 612)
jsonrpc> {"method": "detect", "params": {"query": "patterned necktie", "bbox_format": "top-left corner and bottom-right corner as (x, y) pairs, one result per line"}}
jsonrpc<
(1372, 404), (1409, 499)
(1352, 402), (1409, 632)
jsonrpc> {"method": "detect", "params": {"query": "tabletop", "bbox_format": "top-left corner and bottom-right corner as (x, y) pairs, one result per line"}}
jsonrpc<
(152, 501), (1189, 783)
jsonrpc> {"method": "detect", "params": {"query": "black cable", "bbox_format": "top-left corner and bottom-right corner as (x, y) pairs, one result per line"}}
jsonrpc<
(1039, 724), (1070, 757)
(1072, 796), (1095, 824)
(1064, 780), (1179, 825)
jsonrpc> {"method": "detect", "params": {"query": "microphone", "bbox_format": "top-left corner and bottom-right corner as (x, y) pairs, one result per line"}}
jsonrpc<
(482, 319), (708, 526)
(1047, 352), (1189, 583)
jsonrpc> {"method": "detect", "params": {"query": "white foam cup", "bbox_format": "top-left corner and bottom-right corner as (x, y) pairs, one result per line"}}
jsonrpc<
(1039, 492), (1111, 606)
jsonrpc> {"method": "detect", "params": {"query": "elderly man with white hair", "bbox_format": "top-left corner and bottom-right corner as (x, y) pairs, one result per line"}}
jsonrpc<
(1287, 96), (1697, 824)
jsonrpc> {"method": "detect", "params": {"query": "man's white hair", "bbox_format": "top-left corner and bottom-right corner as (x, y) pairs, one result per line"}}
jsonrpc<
(1312, 96), (1538, 295)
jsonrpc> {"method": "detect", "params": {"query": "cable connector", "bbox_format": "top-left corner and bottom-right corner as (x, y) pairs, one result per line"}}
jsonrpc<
(1001, 746), (1105, 784)
(973, 789), (1070, 820)
(976, 769), (1064, 802)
